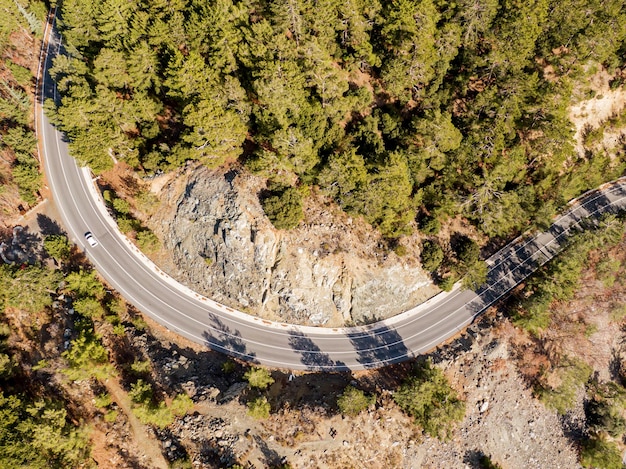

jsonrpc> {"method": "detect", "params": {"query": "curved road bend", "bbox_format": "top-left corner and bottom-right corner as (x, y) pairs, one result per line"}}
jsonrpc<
(36, 16), (626, 371)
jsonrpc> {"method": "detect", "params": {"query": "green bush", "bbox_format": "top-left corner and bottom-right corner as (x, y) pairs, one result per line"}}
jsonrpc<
(136, 190), (160, 215)
(439, 276), (457, 292)
(0, 264), (62, 314)
(337, 385), (375, 416)
(129, 379), (176, 428)
(420, 240), (444, 272)
(12, 162), (40, 205)
(129, 379), (153, 404)
(44, 234), (71, 261)
(244, 367), (274, 390)
(478, 454), (503, 469)
(130, 360), (151, 376)
(65, 269), (105, 300)
(247, 396), (271, 419)
(536, 358), (592, 414)
(117, 216), (141, 234)
(104, 409), (118, 423)
(112, 197), (131, 215)
(0, 392), (91, 468)
(170, 458), (193, 469)
(453, 235), (480, 265)
(0, 353), (13, 378)
(4, 126), (36, 154)
(102, 190), (113, 204)
(31, 359), (48, 372)
(105, 313), (120, 325)
(609, 303), (626, 322)
(94, 393), (112, 409)
(419, 215), (441, 235)
(582, 124), (605, 148)
(261, 186), (304, 230)
(462, 261), (488, 290)
(513, 291), (552, 336)
(596, 258), (621, 287)
(129, 382), (192, 428)
(585, 380), (626, 437)
(580, 435), (623, 469)
(393, 360), (465, 439)
(62, 332), (115, 382)
(7, 60), (32, 87)
(73, 296), (105, 320)
(131, 316), (148, 331)
(133, 401), (174, 428)
(586, 399), (626, 437)
(170, 393), (194, 416)
(136, 230), (160, 254)
(394, 244), (408, 257)
(221, 359), (236, 374)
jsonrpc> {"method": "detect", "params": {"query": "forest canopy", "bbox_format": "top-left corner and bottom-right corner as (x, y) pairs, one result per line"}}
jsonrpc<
(49, 0), (626, 238)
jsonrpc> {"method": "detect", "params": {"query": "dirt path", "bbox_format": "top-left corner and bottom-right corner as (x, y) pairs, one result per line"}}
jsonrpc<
(104, 378), (169, 469)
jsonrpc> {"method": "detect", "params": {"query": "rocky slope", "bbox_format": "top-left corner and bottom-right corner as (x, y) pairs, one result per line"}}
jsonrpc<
(148, 164), (437, 327)
(135, 310), (583, 469)
(11, 200), (623, 469)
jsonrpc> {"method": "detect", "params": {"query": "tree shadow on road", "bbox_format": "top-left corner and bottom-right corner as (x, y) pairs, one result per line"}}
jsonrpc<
(346, 323), (410, 369)
(286, 323), (411, 371)
(287, 331), (347, 371)
(202, 315), (258, 365)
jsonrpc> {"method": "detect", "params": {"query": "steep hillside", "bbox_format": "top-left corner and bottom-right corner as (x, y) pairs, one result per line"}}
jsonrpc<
(49, 0), (626, 241)
(147, 164), (438, 326)
(0, 0), (46, 224)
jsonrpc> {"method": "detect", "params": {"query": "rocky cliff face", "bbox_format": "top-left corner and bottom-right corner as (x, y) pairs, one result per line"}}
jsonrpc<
(149, 165), (437, 327)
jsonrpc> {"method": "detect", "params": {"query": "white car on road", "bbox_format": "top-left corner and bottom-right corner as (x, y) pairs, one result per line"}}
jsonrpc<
(84, 231), (98, 247)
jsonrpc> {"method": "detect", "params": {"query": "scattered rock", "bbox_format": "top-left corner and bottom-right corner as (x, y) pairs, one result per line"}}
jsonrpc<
(479, 400), (489, 413)
(218, 382), (247, 403)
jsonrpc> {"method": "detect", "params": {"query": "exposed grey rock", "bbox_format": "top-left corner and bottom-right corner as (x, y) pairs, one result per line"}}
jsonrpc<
(150, 165), (438, 326)
(218, 382), (247, 403)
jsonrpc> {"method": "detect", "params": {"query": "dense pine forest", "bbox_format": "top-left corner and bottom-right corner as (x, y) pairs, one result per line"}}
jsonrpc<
(0, 0), (46, 211)
(2, 2), (626, 467)
(1, 2), (93, 467)
(49, 0), (626, 238)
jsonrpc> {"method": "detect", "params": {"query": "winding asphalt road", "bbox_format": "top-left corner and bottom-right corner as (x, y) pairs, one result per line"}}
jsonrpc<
(36, 14), (626, 371)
